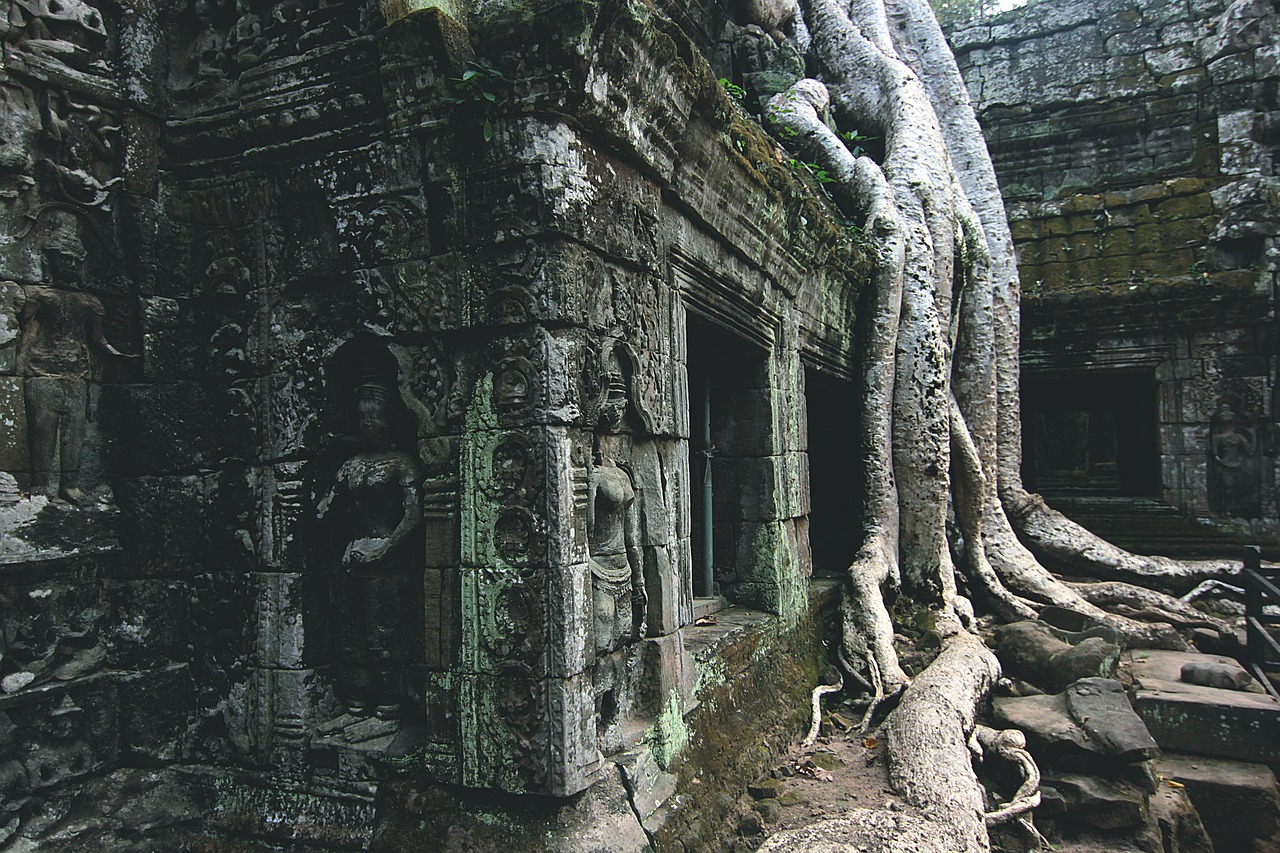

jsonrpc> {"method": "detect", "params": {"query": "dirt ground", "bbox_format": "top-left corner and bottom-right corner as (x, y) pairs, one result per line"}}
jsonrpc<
(723, 706), (929, 851)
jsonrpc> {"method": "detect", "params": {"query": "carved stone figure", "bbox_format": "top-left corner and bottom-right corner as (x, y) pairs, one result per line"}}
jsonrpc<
(14, 282), (133, 505)
(317, 363), (424, 717)
(588, 349), (646, 655)
(8, 0), (109, 72)
(1208, 400), (1261, 518)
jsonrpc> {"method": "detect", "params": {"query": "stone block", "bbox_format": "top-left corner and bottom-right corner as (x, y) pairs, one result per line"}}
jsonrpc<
(1044, 772), (1150, 830)
(459, 565), (550, 676)
(119, 665), (194, 763)
(1179, 658), (1255, 690)
(727, 581), (780, 614)
(1145, 45), (1198, 76)
(1, 679), (121, 793)
(641, 632), (695, 718)
(251, 572), (308, 669)
(733, 520), (785, 586)
(713, 455), (783, 523)
(1065, 678), (1160, 762)
(0, 376), (28, 478)
(373, 768), (646, 852)
(993, 686), (1157, 767)
(139, 296), (195, 381)
(618, 747), (678, 834)
(422, 564), (457, 670)
(458, 671), (600, 797)
(1156, 755), (1280, 853)
(1148, 783), (1215, 853)
(106, 578), (190, 670)
(713, 389), (777, 457)
(104, 383), (217, 476)
(643, 544), (682, 637)
(115, 475), (209, 576)
(1130, 649), (1280, 763)
(544, 561), (593, 678)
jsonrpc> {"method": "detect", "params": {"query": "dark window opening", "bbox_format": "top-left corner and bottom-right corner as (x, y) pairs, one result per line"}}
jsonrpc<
(1021, 370), (1160, 497)
(804, 367), (861, 577)
(1214, 235), (1265, 271)
(686, 313), (771, 604)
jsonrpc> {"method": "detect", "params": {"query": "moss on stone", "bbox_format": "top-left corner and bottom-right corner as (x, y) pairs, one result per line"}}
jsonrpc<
(649, 689), (690, 771)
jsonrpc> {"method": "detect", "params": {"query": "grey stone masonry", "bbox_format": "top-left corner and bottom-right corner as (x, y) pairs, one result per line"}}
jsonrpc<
(955, 0), (1280, 554)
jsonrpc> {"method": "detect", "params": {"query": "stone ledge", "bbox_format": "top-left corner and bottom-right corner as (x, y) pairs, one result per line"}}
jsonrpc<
(1129, 649), (1280, 764)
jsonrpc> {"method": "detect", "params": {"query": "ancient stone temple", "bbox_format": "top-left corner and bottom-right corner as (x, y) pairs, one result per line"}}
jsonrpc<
(953, 0), (1280, 555)
(0, 0), (870, 847)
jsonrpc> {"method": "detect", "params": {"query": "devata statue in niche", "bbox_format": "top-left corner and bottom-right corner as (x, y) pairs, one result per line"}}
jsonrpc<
(14, 281), (134, 505)
(1208, 399), (1261, 519)
(589, 344), (646, 655)
(317, 346), (424, 719)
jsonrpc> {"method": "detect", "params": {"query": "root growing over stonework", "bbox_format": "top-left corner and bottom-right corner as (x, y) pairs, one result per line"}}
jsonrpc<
(753, 0), (1249, 848)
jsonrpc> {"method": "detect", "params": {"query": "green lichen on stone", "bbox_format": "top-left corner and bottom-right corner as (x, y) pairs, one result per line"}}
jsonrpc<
(456, 375), (524, 790)
(695, 654), (728, 695)
(213, 778), (355, 824)
(648, 689), (689, 770)
(381, 0), (467, 25)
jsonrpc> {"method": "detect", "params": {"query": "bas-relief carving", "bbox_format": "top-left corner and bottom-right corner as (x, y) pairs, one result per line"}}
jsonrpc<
(13, 279), (133, 504)
(7, 0), (108, 72)
(166, 0), (374, 101)
(1208, 398), (1262, 518)
(589, 345), (646, 656)
(316, 343), (424, 719)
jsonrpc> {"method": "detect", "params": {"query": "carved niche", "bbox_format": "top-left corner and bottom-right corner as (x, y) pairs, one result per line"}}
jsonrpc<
(316, 339), (426, 719)
(1208, 398), (1262, 518)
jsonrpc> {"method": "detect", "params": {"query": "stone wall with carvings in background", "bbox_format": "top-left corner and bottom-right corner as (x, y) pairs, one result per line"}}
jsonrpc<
(954, 0), (1280, 554)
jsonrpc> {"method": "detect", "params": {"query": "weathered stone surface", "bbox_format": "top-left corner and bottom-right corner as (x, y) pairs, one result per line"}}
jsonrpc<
(1043, 773), (1150, 831)
(992, 678), (1157, 765)
(1179, 658), (1256, 690)
(1155, 754), (1280, 853)
(993, 620), (1120, 692)
(958, 0), (1280, 551)
(1065, 677), (1160, 762)
(1147, 782), (1215, 853)
(371, 769), (649, 853)
(1130, 650), (1280, 763)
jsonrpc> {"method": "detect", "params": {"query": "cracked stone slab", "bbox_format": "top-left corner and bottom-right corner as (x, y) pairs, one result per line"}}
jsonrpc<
(1129, 650), (1280, 763)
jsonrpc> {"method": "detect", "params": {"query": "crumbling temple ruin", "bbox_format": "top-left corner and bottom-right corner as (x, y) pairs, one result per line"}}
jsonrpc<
(954, 0), (1280, 554)
(0, 0), (1276, 849)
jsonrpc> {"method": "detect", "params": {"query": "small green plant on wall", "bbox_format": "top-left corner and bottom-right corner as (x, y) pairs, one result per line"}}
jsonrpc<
(445, 60), (512, 141)
(719, 77), (747, 104)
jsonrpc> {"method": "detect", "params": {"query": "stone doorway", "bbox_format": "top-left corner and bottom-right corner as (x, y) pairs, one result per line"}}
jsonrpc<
(686, 313), (774, 608)
(804, 367), (861, 577)
(1022, 369), (1161, 497)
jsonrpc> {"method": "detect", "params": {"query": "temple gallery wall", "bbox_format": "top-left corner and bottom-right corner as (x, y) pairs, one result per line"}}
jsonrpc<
(953, 0), (1280, 554)
(0, 0), (1273, 849)
(0, 0), (865, 847)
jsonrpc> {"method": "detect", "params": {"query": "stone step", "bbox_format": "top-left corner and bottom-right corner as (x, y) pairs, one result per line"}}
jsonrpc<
(1128, 650), (1280, 764)
(1042, 496), (1279, 558)
(1154, 754), (1280, 853)
(992, 678), (1158, 767)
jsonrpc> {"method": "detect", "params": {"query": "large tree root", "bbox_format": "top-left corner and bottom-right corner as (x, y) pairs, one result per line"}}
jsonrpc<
(746, 0), (1242, 849)
(884, 617), (999, 853)
(766, 616), (1003, 852)
(1065, 580), (1237, 636)
(1004, 490), (1239, 595)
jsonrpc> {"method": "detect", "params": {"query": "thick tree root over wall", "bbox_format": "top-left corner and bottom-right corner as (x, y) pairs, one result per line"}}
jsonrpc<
(749, 0), (1245, 848)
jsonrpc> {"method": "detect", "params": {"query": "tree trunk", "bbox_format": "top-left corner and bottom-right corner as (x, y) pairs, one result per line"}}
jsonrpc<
(749, 0), (1238, 847)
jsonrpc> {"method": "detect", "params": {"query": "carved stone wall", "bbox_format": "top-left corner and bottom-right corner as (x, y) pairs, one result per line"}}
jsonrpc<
(0, 0), (868, 847)
(954, 0), (1280, 552)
